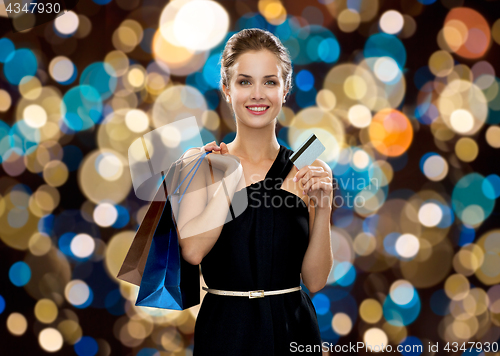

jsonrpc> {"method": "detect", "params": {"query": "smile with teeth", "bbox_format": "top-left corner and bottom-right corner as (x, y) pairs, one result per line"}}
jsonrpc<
(246, 106), (269, 112)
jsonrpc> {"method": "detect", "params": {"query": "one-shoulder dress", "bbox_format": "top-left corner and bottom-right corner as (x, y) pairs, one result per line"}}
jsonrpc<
(193, 144), (322, 355)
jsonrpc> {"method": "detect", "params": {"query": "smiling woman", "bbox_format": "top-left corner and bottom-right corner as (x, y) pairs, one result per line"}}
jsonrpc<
(180, 28), (332, 356)
(227, 54), (284, 123)
(219, 34), (292, 127)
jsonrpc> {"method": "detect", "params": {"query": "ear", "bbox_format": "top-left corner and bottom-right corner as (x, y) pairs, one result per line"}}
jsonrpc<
(283, 87), (290, 101)
(222, 84), (230, 99)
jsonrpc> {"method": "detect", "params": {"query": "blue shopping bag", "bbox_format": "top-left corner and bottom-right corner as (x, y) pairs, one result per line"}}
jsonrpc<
(135, 150), (209, 310)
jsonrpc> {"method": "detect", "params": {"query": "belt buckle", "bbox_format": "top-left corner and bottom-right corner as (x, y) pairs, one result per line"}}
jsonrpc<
(249, 290), (265, 299)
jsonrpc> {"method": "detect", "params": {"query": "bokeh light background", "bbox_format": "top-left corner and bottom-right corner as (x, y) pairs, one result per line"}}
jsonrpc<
(1, 0), (500, 354)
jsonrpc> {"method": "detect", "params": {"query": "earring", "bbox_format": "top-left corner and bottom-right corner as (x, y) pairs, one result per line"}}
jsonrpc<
(283, 99), (286, 103)
(226, 97), (230, 103)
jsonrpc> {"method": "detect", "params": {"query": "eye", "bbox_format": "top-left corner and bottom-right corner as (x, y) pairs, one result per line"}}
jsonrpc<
(265, 80), (276, 85)
(239, 80), (250, 85)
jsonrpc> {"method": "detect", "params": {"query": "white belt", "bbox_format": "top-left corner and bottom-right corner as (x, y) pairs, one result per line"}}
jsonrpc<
(202, 286), (301, 299)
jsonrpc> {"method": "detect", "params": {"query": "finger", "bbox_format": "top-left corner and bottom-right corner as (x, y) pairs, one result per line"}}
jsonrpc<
(293, 165), (322, 182)
(205, 144), (220, 151)
(293, 165), (309, 182)
(300, 169), (324, 188)
(301, 169), (318, 185)
(310, 180), (333, 193)
(304, 177), (331, 193)
(220, 142), (229, 155)
(302, 169), (329, 185)
(205, 141), (221, 152)
(303, 176), (318, 192)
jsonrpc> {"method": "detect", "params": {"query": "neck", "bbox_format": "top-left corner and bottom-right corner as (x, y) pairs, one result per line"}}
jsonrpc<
(229, 123), (280, 163)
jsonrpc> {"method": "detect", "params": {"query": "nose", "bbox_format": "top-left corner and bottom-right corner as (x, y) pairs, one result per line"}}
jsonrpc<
(250, 83), (265, 100)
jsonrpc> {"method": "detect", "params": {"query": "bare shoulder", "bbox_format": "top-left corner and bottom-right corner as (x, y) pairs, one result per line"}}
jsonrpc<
(178, 147), (210, 184)
(180, 147), (205, 168)
(183, 147), (202, 157)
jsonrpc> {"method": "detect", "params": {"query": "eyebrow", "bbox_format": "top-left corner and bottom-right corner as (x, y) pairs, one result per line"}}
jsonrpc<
(237, 74), (278, 79)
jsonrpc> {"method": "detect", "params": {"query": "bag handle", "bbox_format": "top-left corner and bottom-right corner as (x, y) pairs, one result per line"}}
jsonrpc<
(171, 150), (236, 220)
(164, 149), (207, 198)
(207, 155), (236, 220)
(171, 151), (209, 203)
(179, 150), (206, 173)
(177, 150), (206, 165)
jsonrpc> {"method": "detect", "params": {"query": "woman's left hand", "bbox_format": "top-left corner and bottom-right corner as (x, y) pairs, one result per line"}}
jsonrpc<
(293, 165), (333, 210)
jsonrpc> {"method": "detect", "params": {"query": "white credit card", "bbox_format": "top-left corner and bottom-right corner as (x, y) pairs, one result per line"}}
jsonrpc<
(289, 134), (325, 170)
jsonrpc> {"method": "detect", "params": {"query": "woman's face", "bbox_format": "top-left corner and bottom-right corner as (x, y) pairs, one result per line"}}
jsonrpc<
(224, 50), (287, 128)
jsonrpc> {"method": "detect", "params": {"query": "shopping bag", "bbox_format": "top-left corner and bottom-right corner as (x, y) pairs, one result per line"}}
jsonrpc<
(116, 149), (207, 286)
(129, 116), (205, 202)
(116, 179), (168, 286)
(135, 150), (209, 310)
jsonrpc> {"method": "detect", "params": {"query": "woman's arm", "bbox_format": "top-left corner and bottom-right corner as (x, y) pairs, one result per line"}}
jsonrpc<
(176, 146), (243, 265)
(294, 159), (334, 293)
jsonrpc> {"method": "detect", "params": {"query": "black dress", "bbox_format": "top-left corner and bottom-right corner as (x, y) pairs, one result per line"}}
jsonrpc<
(193, 144), (322, 355)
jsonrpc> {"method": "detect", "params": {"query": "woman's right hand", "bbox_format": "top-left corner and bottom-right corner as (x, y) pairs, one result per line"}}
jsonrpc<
(202, 141), (241, 175)
(203, 140), (229, 155)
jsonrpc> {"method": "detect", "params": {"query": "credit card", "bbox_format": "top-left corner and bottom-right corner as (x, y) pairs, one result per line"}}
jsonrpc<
(289, 134), (325, 170)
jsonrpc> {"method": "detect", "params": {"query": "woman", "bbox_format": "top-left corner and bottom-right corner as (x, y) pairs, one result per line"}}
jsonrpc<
(176, 28), (334, 355)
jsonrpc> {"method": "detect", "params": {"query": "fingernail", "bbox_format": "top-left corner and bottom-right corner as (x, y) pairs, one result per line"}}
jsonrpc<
(293, 177), (297, 182)
(303, 190), (306, 195)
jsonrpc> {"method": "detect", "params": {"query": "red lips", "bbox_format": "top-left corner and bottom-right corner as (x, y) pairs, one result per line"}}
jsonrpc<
(246, 106), (270, 115)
